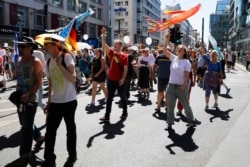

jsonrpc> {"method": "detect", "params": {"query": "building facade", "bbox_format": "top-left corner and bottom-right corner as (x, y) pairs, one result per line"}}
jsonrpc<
(0, 0), (113, 47)
(209, 0), (230, 50)
(114, 0), (161, 47)
(232, 0), (250, 51)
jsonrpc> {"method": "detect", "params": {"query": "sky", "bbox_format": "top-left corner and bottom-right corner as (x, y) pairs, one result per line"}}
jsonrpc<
(160, 0), (218, 43)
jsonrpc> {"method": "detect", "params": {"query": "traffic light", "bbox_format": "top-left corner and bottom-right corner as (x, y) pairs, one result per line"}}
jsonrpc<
(175, 28), (183, 44)
(169, 28), (176, 44)
(44, 4), (48, 15)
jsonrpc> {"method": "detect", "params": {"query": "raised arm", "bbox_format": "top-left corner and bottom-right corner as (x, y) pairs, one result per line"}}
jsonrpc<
(163, 34), (171, 59)
(101, 27), (111, 56)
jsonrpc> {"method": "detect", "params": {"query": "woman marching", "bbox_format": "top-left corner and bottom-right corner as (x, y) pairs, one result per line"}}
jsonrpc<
(163, 34), (196, 129)
(90, 48), (108, 105)
(203, 50), (223, 110)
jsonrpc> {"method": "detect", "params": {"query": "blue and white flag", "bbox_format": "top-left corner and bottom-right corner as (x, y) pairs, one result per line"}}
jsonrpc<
(13, 31), (19, 63)
(208, 34), (223, 60)
(75, 8), (95, 31)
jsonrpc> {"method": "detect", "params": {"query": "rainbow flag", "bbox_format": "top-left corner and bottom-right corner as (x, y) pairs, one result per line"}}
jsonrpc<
(59, 8), (95, 50)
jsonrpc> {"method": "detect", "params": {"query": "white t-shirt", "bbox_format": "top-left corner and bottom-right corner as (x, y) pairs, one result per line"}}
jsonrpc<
(47, 53), (76, 103)
(227, 53), (233, 62)
(169, 53), (191, 85)
(33, 50), (46, 73)
(138, 54), (155, 67)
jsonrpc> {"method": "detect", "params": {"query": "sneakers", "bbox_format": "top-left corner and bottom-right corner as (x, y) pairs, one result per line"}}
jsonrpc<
(155, 107), (161, 113)
(99, 116), (110, 122)
(63, 156), (77, 167)
(33, 136), (45, 150)
(226, 88), (231, 95)
(176, 110), (182, 116)
(205, 105), (209, 111)
(213, 102), (218, 108)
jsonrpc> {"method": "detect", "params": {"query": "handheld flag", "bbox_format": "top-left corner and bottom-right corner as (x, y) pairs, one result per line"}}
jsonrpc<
(208, 34), (223, 60)
(59, 8), (95, 50)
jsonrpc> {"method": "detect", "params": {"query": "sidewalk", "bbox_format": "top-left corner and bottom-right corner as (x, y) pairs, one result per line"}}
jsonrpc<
(205, 63), (250, 167)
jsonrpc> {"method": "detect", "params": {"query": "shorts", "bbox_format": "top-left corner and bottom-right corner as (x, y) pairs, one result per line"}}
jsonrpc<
(93, 73), (106, 83)
(157, 78), (169, 92)
(227, 61), (233, 66)
(197, 67), (205, 77)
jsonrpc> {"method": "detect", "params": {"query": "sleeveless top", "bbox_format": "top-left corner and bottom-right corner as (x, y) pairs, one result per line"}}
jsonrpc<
(92, 56), (105, 75)
(16, 58), (37, 102)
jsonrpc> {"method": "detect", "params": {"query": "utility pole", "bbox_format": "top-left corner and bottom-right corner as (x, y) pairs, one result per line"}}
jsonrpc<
(43, 4), (48, 30)
(201, 17), (204, 44)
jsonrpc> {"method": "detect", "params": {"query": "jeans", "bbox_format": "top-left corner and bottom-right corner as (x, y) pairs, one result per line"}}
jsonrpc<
(44, 100), (77, 163)
(17, 102), (38, 158)
(167, 84), (194, 125)
(105, 79), (127, 118)
(38, 84), (43, 108)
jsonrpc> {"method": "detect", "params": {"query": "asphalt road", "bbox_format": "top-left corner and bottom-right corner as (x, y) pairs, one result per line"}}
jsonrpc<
(1, 63), (250, 167)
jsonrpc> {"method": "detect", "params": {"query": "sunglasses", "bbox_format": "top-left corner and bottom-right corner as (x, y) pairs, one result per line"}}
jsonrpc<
(18, 45), (29, 49)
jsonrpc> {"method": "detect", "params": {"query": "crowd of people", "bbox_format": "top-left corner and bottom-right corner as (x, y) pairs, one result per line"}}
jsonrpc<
(0, 27), (244, 166)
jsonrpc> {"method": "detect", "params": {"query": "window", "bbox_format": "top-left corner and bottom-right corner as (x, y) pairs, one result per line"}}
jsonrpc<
(90, 5), (96, 18)
(98, 8), (102, 19)
(79, 1), (87, 13)
(0, 5), (3, 25)
(35, 12), (46, 30)
(88, 23), (96, 37)
(125, 1), (128, 6)
(125, 11), (128, 16)
(97, 0), (102, 4)
(50, 0), (62, 7)
(67, 0), (75, 11)
(17, 7), (28, 28)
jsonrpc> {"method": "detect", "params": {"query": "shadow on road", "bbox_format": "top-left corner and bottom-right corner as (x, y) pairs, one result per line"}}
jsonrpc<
(219, 93), (233, 99)
(4, 154), (43, 167)
(85, 104), (105, 114)
(0, 130), (21, 151)
(86, 119), (125, 148)
(205, 108), (234, 122)
(152, 111), (167, 122)
(165, 128), (198, 154)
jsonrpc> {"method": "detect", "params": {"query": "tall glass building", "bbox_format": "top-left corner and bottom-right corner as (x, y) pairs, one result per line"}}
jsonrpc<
(209, 0), (230, 50)
(233, 0), (250, 51)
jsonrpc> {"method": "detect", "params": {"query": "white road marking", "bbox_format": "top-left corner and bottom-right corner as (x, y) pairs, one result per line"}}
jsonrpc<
(0, 108), (16, 113)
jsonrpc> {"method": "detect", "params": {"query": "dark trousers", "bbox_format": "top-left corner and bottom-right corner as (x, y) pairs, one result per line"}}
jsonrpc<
(17, 102), (38, 157)
(246, 62), (250, 70)
(44, 100), (77, 163)
(124, 76), (132, 99)
(105, 79), (127, 118)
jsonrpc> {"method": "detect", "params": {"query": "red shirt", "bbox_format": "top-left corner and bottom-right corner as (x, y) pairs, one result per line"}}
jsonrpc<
(108, 50), (128, 81)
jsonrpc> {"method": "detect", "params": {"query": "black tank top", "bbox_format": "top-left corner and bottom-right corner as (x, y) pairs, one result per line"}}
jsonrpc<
(92, 56), (105, 75)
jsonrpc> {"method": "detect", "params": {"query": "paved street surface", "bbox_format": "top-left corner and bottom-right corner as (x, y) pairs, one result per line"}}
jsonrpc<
(1, 63), (250, 167)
